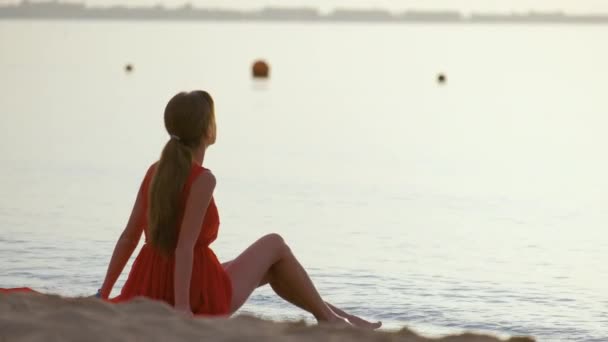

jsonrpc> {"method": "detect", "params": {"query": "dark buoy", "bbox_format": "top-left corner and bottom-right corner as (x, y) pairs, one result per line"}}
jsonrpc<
(125, 64), (133, 73)
(437, 73), (446, 85)
(252, 60), (269, 79)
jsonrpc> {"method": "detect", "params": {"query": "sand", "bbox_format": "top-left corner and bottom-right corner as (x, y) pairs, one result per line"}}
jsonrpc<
(0, 292), (535, 342)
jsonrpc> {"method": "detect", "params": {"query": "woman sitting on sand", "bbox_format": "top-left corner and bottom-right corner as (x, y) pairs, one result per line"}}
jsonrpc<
(98, 90), (381, 329)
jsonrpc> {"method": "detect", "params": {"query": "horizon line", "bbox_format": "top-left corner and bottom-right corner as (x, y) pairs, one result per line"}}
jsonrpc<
(2, 1), (608, 24)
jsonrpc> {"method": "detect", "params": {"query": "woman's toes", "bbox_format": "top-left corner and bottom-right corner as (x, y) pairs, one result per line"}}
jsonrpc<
(370, 321), (382, 329)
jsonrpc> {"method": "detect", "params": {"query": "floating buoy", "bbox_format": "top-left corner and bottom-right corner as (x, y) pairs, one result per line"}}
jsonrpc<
(252, 60), (269, 79)
(125, 64), (133, 73)
(437, 73), (446, 84)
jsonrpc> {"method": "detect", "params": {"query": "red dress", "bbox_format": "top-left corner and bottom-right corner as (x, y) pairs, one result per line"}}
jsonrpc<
(1, 163), (233, 316)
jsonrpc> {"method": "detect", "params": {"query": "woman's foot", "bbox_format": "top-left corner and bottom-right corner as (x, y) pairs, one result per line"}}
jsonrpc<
(324, 314), (353, 327)
(323, 302), (382, 330)
(345, 314), (382, 330)
(317, 308), (353, 327)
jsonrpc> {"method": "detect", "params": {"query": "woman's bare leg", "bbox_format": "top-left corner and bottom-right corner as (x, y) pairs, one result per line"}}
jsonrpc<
(222, 233), (348, 324)
(259, 276), (381, 329)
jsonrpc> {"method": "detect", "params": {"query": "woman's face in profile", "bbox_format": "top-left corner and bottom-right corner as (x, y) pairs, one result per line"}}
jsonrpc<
(205, 113), (217, 146)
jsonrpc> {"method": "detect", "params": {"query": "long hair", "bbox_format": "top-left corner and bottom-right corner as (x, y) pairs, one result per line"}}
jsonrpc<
(148, 91), (216, 255)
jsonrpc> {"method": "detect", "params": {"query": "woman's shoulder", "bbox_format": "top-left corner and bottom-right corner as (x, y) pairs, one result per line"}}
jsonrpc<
(191, 166), (216, 189)
(177, 163), (215, 192)
(186, 167), (216, 207)
(193, 163), (215, 175)
(143, 161), (215, 190)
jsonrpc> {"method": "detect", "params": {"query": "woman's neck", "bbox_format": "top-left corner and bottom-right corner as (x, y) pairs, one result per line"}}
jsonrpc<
(192, 145), (206, 165)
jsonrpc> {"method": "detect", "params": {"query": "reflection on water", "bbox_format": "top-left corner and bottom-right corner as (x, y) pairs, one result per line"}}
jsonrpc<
(0, 21), (607, 342)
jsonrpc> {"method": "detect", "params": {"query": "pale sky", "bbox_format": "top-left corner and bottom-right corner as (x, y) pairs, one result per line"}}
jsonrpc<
(2, 0), (608, 14)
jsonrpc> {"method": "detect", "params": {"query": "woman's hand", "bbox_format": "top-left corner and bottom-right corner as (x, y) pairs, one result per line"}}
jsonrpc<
(87, 289), (105, 299)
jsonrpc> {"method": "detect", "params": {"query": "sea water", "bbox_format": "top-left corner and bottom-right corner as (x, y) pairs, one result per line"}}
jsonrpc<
(0, 21), (607, 341)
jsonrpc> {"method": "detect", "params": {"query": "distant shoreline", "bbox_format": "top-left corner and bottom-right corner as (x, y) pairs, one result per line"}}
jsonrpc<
(1, 1), (608, 24)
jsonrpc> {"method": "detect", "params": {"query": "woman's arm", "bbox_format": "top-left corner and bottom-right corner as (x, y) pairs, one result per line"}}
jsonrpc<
(98, 181), (146, 299)
(174, 171), (216, 313)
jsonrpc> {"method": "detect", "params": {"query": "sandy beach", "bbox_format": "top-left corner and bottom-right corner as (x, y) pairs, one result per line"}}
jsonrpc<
(0, 292), (535, 342)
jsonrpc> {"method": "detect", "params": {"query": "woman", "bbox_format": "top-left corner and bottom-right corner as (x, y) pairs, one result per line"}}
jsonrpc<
(99, 90), (381, 328)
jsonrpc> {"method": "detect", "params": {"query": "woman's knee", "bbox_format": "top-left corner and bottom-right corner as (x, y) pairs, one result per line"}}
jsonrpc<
(261, 233), (290, 255)
(262, 233), (286, 247)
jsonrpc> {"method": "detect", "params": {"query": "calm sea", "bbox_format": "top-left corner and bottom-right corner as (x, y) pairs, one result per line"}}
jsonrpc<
(0, 20), (607, 341)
